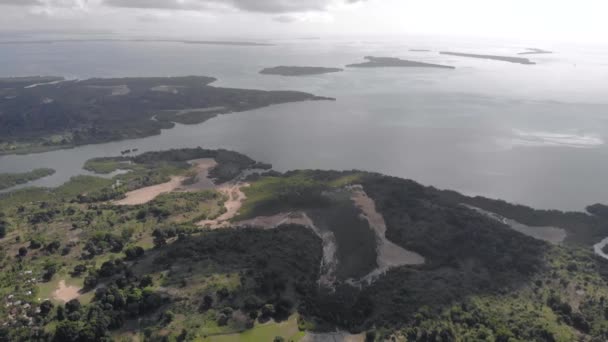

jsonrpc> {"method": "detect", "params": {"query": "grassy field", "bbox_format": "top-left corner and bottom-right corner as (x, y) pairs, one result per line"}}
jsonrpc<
(200, 315), (305, 342)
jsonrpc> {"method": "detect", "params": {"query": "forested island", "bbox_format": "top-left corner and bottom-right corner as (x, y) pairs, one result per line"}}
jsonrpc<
(3, 147), (608, 341)
(0, 168), (55, 190)
(347, 56), (455, 69)
(440, 51), (536, 64)
(0, 76), (331, 155)
(260, 66), (344, 76)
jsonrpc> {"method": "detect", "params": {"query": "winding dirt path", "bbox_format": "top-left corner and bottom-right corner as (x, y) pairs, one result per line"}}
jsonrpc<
(197, 182), (249, 228)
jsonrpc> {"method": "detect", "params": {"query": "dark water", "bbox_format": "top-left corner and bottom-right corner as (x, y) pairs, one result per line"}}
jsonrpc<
(1, 37), (607, 210)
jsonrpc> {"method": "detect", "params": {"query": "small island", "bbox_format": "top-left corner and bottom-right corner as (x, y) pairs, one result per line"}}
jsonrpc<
(346, 56), (455, 69)
(440, 51), (535, 65)
(518, 48), (553, 55)
(0, 168), (55, 190)
(409, 49), (431, 52)
(260, 66), (343, 76)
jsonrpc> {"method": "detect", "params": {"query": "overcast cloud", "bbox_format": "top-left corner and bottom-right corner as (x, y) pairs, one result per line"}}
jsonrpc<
(0, 0), (606, 43)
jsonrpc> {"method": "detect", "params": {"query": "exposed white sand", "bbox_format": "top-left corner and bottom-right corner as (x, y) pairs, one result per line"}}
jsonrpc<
(349, 185), (425, 285)
(466, 205), (567, 244)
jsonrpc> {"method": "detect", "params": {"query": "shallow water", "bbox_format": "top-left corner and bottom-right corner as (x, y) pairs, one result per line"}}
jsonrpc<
(1, 36), (607, 210)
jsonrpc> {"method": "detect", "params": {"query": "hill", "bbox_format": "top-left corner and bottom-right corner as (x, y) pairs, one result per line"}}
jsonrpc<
(2, 149), (608, 341)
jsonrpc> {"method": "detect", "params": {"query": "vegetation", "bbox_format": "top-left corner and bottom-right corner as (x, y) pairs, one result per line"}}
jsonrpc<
(0, 76), (330, 154)
(3, 149), (608, 341)
(0, 168), (55, 190)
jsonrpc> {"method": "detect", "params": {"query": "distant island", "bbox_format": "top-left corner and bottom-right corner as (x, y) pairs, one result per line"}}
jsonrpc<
(440, 51), (535, 65)
(260, 66), (344, 76)
(518, 48), (553, 55)
(0, 39), (274, 46)
(0, 168), (55, 190)
(409, 49), (431, 52)
(0, 76), (332, 155)
(346, 56), (455, 69)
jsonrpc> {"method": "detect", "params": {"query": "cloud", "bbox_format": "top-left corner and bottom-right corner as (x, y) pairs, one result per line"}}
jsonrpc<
(103, 0), (365, 13)
(273, 14), (297, 23)
(0, 0), (43, 5)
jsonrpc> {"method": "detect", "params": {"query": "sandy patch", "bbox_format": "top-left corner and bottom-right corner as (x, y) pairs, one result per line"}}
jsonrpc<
(114, 176), (186, 205)
(235, 212), (339, 288)
(466, 205), (567, 245)
(177, 158), (218, 191)
(349, 185), (425, 285)
(197, 182), (249, 228)
(594, 237), (608, 260)
(302, 332), (365, 342)
(114, 159), (218, 206)
(53, 280), (81, 303)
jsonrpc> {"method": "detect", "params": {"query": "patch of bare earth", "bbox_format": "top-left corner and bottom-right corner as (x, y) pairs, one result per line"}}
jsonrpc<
(465, 205), (567, 245)
(349, 185), (425, 285)
(234, 212), (339, 288)
(197, 182), (249, 228)
(177, 158), (218, 191)
(302, 331), (365, 342)
(114, 159), (218, 206)
(53, 280), (81, 303)
(114, 176), (186, 206)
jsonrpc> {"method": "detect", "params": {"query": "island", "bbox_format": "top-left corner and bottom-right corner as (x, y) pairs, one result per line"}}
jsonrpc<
(346, 56), (455, 69)
(259, 66), (344, 76)
(0, 76), (332, 155)
(518, 47), (553, 55)
(0, 168), (55, 190)
(3, 147), (608, 341)
(0, 38), (274, 46)
(409, 49), (431, 52)
(440, 51), (536, 64)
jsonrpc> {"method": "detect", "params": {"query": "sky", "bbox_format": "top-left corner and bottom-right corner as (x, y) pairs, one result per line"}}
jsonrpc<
(0, 0), (607, 43)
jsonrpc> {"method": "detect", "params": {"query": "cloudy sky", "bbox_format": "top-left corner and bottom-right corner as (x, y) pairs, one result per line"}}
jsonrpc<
(0, 0), (607, 43)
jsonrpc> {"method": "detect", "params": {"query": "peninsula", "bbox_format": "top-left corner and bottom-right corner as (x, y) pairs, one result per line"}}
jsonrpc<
(0, 76), (331, 155)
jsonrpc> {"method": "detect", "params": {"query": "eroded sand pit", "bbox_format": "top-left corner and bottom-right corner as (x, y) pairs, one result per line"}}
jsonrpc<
(235, 212), (339, 288)
(466, 205), (567, 245)
(349, 185), (425, 285)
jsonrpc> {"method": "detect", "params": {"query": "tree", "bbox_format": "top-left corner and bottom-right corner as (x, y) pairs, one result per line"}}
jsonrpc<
(124, 246), (145, 260)
(40, 300), (54, 316)
(72, 264), (87, 276)
(0, 222), (6, 239)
